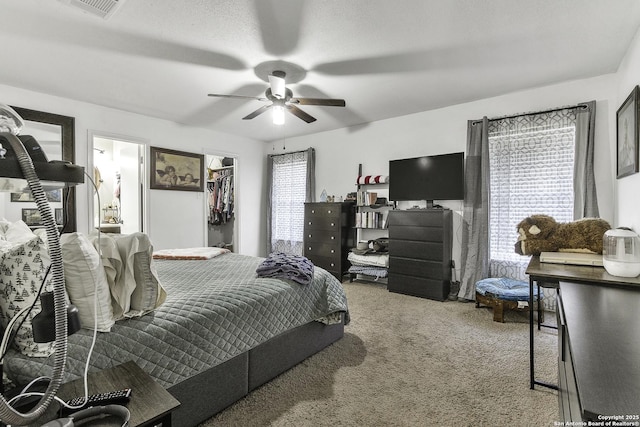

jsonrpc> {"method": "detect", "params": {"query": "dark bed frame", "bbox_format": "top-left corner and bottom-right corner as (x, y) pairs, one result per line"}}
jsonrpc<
(167, 319), (345, 426)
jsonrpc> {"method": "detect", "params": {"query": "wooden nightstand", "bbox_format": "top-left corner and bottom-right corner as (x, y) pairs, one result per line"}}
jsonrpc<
(51, 361), (180, 426)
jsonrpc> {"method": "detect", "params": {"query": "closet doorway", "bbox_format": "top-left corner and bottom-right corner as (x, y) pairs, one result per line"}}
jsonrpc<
(205, 154), (236, 251)
(91, 133), (145, 235)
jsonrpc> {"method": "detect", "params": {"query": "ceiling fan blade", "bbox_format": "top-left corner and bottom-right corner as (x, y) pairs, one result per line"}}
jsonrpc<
(243, 104), (272, 120)
(208, 93), (268, 102)
(286, 105), (317, 123)
(290, 97), (346, 107)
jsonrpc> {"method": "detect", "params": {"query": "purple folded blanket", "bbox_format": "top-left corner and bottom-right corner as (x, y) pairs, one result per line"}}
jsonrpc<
(256, 252), (315, 285)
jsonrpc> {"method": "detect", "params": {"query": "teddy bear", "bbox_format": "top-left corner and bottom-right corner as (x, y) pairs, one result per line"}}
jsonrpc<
(514, 214), (611, 256)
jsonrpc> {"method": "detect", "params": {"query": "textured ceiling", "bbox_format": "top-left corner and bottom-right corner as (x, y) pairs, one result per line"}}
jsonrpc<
(1, 0), (639, 142)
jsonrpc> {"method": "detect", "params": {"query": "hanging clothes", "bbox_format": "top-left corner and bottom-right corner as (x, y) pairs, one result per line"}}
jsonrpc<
(207, 168), (234, 225)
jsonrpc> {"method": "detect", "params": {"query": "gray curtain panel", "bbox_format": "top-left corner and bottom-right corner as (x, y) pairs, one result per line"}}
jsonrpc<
(458, 117), (490, 301)
(305, 147), (316, 203)
(573, 100), (599, 219)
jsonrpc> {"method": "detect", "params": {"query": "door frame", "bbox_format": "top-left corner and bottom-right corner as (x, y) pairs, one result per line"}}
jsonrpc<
(87, 130), (149, 234)
(203, 151), (239, 252)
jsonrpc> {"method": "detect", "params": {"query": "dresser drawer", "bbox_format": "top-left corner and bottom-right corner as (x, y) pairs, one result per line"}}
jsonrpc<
(304, 229), (342, 244)
(388, 225), (443, 242)
(305, 203), (342, 218)
(387, 272), (449, 301)
(388, 240), (444, 261)
(304, 216), (342, 231)
(388, 211), (444, 227)
(304, 241), (341, 257)
(389, 257), (448, 279)
(305, 252), (340, 272)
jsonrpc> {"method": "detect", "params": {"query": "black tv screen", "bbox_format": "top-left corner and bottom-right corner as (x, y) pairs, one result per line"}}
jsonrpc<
(389, 152), (464, 204)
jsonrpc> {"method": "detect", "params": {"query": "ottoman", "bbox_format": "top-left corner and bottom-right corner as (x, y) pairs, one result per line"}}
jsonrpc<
(475, 277), (542, 323)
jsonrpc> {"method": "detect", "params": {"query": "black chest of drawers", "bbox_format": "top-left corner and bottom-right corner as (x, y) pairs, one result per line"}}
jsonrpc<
(303, 202), (355, 280)
(387, 209), (453, 301)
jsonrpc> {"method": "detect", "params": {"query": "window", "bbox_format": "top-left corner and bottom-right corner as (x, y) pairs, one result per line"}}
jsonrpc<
(269, 150), (311, 255)
(488, 109), (577, 280)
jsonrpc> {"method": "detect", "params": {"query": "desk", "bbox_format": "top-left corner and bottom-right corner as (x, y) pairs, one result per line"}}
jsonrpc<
(526, 256), (640, 390)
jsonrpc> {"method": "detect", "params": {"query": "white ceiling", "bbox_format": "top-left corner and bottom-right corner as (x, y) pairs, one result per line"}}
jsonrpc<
(2, 0), (640, 142)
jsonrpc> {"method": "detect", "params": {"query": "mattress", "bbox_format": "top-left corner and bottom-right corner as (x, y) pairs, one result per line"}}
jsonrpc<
(3, 253), (349, 389)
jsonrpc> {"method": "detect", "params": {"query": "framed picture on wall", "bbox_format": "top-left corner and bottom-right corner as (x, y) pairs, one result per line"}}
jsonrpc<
(150, 147), (204, 191)
(20, 208), (64, 227)
(10, 189), (62, 202)
(616, 85), (640, 179)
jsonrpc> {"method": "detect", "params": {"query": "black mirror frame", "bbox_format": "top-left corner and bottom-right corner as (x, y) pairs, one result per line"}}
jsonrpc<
(10, 106), (77, 232)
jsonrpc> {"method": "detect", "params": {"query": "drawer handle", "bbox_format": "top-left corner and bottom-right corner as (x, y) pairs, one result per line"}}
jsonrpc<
(330, 222), (335, 227)
(308, 247), (312, 251)
(331, 236), (335, 240)
(308, 221), (312, 225)
(331, 249), (335, 254)
(308, 234), (312, 238)
(330, 263), (335, 267)
(328, 210), (332, 214)
(311, 209), (315, 213)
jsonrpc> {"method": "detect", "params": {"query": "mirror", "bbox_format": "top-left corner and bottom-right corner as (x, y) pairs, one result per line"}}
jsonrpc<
(9, 106), (77, 232)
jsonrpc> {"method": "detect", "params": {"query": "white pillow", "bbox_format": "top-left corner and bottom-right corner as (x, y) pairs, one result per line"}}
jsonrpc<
(0, 231), (56, 357)
(60, 233), (115, 332)
(90, 234), (126, 320)
(4, 220), (36, 245)
(112, 233), (166, 318)
(0, 218), (10, 237)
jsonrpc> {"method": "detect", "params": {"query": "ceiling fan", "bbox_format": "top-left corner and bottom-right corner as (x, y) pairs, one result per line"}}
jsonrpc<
(208, 71), (346, 124)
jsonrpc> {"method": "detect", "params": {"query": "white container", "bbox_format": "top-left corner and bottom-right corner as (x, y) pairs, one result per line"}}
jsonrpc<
(602, 229), (640, 277)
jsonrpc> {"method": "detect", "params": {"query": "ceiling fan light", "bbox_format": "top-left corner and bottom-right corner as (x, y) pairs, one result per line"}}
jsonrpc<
(273, 105), (285, 125)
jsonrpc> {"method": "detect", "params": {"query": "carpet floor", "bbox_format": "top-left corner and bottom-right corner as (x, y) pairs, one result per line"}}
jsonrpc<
(200, 280), (559, 426)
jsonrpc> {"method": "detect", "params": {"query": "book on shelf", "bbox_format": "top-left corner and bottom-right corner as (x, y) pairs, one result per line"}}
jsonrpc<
(356, 211), (384, 228)
(356, 189), (382, 206)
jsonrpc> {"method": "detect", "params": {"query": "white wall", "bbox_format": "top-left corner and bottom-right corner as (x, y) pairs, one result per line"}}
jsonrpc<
(615, 26), (640, 232)
(1, 84), (266, 256)
(277, 73), (618, 276)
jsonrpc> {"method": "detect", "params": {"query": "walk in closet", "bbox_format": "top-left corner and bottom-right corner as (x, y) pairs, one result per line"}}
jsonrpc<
(206, 155), (236, 251)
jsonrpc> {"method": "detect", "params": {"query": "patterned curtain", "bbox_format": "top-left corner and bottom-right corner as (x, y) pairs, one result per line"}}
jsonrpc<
(266, 148), (315, 255)
(488, 108), (577, 280)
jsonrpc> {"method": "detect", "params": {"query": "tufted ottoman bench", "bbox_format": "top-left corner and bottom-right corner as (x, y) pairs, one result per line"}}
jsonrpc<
(475, 277), (542, 323)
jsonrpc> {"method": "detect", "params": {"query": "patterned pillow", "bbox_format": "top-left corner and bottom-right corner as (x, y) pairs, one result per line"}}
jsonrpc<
(0, 224), (55, 357)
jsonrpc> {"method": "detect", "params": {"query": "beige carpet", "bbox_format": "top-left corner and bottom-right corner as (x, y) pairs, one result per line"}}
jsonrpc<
(200, 281), (559, 427)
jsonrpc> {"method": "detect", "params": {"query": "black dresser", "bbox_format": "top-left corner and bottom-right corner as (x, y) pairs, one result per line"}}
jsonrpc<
(387, 209), (453, 301)
(303, 202), (355, 280)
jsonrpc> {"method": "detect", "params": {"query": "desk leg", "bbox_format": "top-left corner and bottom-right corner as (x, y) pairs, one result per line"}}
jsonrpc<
(529, 277), (535, 389)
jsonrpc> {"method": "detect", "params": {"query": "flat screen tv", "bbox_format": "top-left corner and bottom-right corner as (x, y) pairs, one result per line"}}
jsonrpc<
(389, 152), (464, 208)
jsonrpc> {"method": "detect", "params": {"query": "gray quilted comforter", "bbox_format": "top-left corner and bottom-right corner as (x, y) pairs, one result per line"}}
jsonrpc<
(4, 253), (349, 389)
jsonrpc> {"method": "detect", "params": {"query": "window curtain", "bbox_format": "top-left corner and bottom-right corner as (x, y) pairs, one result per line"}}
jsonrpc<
(266, 148), (315, 255)
(573, 101), (599, 218)
(457, 117), (490, 301)
(459, 102), (599, 299)
(488, 107), (577, 280)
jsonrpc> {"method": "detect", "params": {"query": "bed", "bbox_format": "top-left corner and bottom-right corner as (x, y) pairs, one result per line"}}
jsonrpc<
(3, 251), (349, 426)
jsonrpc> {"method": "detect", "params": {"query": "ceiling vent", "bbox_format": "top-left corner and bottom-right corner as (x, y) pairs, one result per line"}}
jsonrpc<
(61, 0), (125, 19)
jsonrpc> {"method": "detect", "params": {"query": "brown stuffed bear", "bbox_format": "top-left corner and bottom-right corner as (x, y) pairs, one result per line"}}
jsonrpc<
(514, 214), (611, 256)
